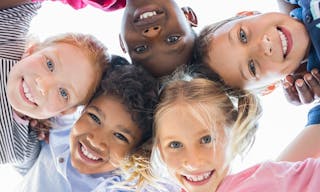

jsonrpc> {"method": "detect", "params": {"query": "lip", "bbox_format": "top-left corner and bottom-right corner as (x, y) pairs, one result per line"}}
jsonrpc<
(182, 170), (214, 186)
(77, 141), (104, 164)
(19, 78), (37, 106)
(133, 5), (164, 26)
(278, 26), (293, 58)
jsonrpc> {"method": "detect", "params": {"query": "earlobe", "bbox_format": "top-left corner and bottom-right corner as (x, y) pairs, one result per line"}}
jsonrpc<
(181, 6), (198, 27)
(118, 34), (127, 54)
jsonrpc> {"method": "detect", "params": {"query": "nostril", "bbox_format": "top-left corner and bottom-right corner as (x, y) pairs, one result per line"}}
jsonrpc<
(144, 29), (149, 33)
(154, 26), (159, 30)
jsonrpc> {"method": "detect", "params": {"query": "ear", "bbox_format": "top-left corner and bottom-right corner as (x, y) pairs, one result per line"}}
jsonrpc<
(22, 44), (37, 59)
(181, 6), (198, 27)
(118, 34), (127, 54)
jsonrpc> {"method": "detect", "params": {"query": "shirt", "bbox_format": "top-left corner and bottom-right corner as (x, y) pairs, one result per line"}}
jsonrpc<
(0, 2), (41, 173)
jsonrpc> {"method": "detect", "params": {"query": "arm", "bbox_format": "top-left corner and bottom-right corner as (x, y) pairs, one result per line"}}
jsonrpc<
(0, 0), (31, 9)
(277, 105), (320, 161)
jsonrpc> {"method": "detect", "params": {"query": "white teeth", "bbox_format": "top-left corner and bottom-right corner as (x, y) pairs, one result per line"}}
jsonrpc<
(81, 145), (99, 161)
(278, 29), (288, 55)
(139, 11), (157, 20)
(184, 171), (212, 182)
(22, 81), (35, 103)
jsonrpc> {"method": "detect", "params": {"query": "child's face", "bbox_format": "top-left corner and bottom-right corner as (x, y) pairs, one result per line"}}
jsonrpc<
(120, 0), (195, 77)
(7, 43), (97, 119)
(69, 95), (142, 174)
(157, 104), (228, 192)
(206, 12), (310, 89)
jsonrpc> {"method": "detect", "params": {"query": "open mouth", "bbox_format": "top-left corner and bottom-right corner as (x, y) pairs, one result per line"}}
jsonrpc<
(78, 142), (104, 163)
(277, 26), (292, 58)
(182, 170), (214, 186)
(20, 78), (37, 106)
(133, 6), (164, 24)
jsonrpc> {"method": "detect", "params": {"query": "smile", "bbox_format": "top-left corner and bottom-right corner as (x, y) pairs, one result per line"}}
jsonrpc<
(277, 27), (292, 58)
(182, 170), (214, 185)
(78, 142), (103, 163)
(133, 5), (164, 24)
(21, 79), (37, 106)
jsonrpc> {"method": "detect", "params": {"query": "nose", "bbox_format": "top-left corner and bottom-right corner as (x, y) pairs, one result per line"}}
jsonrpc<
(142, 25), (161, 38)
(183, 149), (205, 171)
(261, 35), (272, 56)
(35, 76), (53, 96)
(86, 133), (108, 151)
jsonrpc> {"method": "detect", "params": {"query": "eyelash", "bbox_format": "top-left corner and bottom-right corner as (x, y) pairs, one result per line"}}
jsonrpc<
(134, 45), (148, 53)
(88, 112), (101, 125)
(239, 28), (247, 44)
(166, 35), (181, 44)
(46, 59), (54, 72)
(114, 133), (129, 143)
(169, 141), (183, 149)
(200, 135), (212, 144)
(248, 60), (257, 77)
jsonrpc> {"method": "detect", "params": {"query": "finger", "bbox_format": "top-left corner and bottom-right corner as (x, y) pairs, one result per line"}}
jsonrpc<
(304, 73), (320, 99)
(295, 79), (314, 104)
(311, 68), (320, 82)
(284, 75), (295, 86)
(282, 80), (301, 105)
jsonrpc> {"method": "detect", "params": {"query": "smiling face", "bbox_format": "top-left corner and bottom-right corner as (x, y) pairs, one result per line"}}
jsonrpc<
(120, 0), (195, 77)
(157, 103), (229, 192)
(69, 95), (142, 174)
(205, 12), (310, 89)
(7, 43), (97, 119)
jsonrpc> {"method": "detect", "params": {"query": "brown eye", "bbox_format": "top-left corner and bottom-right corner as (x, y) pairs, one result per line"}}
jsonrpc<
(134, 45), (148, 53)
(166, 35), (181, 44)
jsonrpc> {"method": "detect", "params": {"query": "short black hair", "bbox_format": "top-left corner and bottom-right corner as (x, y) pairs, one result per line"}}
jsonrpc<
(96, 63), (159, 148)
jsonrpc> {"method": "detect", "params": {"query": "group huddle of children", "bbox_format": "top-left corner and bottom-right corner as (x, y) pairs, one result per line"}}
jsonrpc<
(1, 0), (320, 191)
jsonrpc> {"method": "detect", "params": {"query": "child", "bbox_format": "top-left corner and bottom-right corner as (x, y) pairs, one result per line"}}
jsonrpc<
(15, 63), (160, 192)
(119, 0), (198, 77)
(195, 4), (319, 94)
(128, 69), (320, 192)
(0, 1), (110, 168)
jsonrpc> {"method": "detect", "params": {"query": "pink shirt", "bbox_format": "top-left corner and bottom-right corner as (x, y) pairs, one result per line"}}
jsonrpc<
(217, 158), (320, 192)
(33, 0), (126, 11)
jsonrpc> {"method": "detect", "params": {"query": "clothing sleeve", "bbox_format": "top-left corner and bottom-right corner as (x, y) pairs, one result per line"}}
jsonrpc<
(0, 2), (41, 174)
(306, 104), (320, 126)
(32, 0), (125, 11)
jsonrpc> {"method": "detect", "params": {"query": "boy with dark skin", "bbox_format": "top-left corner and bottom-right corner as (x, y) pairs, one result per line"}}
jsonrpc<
(119, 0), (198, 77)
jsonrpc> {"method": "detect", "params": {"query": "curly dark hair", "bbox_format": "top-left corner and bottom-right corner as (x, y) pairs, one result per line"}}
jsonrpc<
(93, 60), (159, 149)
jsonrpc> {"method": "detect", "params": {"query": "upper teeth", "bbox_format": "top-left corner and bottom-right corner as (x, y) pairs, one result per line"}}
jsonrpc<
(184, 171), (212, 182)
(278, 29), (288, 55)
(22, 81), (35, 103)
(81, 145), (99, 161)
(139, 11), (157, 20)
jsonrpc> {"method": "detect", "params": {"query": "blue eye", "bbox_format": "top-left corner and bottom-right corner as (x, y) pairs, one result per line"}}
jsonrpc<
(200, 135), (212, 144)
(166, 35), (181, 44)
(169, 141), (183, 149)
(248, 60), (256, 77)
(134, 45), (148, 53)
(88, 112), (101, 125)
(239, 28), (247, 43)
(46, 59), (54, 72)
(114, 132), (129, 143)
(59, 88), (69, 100)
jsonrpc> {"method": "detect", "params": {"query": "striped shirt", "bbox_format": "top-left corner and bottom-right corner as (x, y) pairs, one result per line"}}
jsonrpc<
(0, 2), (41, 172)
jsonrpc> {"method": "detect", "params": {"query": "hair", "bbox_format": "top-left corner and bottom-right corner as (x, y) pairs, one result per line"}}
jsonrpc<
(30, 32), (111, 104)
(121, 66), (262, 190)
(92, 62), (159, 148)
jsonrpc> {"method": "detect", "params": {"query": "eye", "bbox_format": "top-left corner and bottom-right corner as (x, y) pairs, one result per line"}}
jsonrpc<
(166, 35), (181, 44)
(200, 135), (212, 144)
(88, 112), (101, 125)
(248, 60), (256, 77)
(134, 45), (148, 53)
(169, 141), (183, 149)
(114, 132), (129, 143)
(46, 59), (54, 72)
(59, 88), (69, 100)
(239, 28), (247, 43)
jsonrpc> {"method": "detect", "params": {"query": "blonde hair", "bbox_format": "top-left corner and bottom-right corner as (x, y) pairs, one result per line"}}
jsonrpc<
(29, 32), (110, 105)
(121, 68), (262, 190)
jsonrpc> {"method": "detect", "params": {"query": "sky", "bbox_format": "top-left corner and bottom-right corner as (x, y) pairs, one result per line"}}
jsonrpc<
(0, 0), (314, 191)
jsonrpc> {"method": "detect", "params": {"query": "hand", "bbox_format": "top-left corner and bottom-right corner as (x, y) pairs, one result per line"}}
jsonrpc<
(282, 68), (320, 105)
(29, 119), (51, 143)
